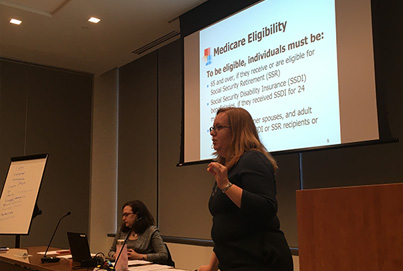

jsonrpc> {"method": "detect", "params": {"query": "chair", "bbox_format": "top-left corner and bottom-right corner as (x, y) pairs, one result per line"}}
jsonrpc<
(164, 243), (175, 267)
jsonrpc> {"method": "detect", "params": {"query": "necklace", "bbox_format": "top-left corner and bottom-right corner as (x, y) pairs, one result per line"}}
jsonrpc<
(212, 183), (218, 196)
(130, 232), (138, 240)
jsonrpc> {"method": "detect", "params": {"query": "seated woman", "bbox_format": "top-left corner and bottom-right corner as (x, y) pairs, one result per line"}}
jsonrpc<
(108, 200), (168, 264)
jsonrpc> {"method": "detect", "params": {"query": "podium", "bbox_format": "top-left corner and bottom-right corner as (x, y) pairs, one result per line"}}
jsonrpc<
(296, 183), (403, 271)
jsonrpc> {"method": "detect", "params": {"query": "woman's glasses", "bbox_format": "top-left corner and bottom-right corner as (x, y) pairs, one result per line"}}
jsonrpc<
(209, 125), (230, 132)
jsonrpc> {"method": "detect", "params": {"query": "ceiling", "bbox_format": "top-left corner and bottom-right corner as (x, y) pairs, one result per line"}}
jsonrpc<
(0, 0), (207, 75)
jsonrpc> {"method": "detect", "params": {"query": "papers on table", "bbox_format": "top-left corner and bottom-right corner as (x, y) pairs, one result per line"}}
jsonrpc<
(36, 250), (96, 259)
(128, 264), (174, 270)
(36, 251), (184, 270)
(128, 259), (152, 265)
(37, 249), (70, 255)
(95, 264), (184, 271)
(37, 250), (58, 255)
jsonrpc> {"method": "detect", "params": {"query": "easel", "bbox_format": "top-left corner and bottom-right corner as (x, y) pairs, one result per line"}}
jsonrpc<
(14, 204), (42, 248)
(0, 154), (48, 248)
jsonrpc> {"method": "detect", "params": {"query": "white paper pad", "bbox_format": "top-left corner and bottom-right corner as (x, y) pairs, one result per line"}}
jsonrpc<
(128, 264), (174, 270)
(128, 260), (152, 266)
(37, 250), (58, 255)
(37, 251), (96, 259)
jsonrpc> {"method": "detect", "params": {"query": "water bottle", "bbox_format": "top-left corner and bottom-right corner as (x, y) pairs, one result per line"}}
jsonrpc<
(115, 239), (128, 271)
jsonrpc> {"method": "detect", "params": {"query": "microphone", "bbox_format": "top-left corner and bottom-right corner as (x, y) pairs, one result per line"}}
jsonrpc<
(41, 211), (71, 263)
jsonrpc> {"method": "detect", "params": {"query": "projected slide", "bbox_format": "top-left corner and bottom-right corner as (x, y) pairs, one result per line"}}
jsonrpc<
(199, 0), (339, 159)
(183, 0), (378, 163)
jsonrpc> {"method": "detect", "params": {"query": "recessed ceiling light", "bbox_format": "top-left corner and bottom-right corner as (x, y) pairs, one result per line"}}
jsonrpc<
(10, 19), (22, 25)
(88, 17), (101, 24)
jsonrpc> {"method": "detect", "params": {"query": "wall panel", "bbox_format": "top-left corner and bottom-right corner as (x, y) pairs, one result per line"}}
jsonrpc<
(0, 61), (28, 177)
(158, 40), (213, 239)
(0, 59), (92, 248)
(118, 52), (158, 220)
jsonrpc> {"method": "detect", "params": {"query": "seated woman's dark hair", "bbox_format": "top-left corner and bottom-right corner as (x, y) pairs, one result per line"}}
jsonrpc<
(120, 200), (155, 234)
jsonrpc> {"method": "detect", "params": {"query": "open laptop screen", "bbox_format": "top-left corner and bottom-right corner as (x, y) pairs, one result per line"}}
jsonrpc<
(67, 232), (92, 262)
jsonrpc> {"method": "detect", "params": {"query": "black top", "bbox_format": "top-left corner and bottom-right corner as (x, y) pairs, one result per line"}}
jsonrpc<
(209, 151), (293, 271)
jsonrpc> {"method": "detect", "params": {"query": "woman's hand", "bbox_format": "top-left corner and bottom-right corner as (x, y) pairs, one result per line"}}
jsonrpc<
(208, 162), (242, 208)
(197, 252), (219, 271)
(207, 162), (229, 190)
(127, 249), (144, 260)
(197, 265), (215, 271)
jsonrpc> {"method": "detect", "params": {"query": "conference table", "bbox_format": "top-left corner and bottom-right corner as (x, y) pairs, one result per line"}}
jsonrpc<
(0, 246), (184, 271)
(0, 247), (76, 271)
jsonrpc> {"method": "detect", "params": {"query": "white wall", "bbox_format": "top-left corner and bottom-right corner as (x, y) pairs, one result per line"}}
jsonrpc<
(90, 69), (119, 254)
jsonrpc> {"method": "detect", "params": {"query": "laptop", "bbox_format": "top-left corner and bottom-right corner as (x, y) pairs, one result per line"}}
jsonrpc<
(67, 232), (93, 264)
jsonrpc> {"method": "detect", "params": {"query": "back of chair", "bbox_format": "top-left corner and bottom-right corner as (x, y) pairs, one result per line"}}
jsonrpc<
(164, 243), (175, 267)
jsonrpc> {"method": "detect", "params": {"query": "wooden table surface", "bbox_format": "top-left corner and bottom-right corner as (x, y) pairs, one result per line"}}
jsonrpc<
(0, 246), (83, 271)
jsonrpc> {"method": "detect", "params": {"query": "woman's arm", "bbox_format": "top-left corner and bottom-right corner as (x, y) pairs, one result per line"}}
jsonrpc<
(140, 227), (168, 263)
(197, 252), (219, 271)
(208, 151), (278, 219)
(237, 151), (278, 220)
(108, 231), (121, 258)
(208, 162), (242, 208)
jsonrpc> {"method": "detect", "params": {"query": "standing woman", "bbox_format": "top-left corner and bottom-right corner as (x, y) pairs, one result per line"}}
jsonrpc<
(109, 200), (169, 264)
(198, 107), (293, 271)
